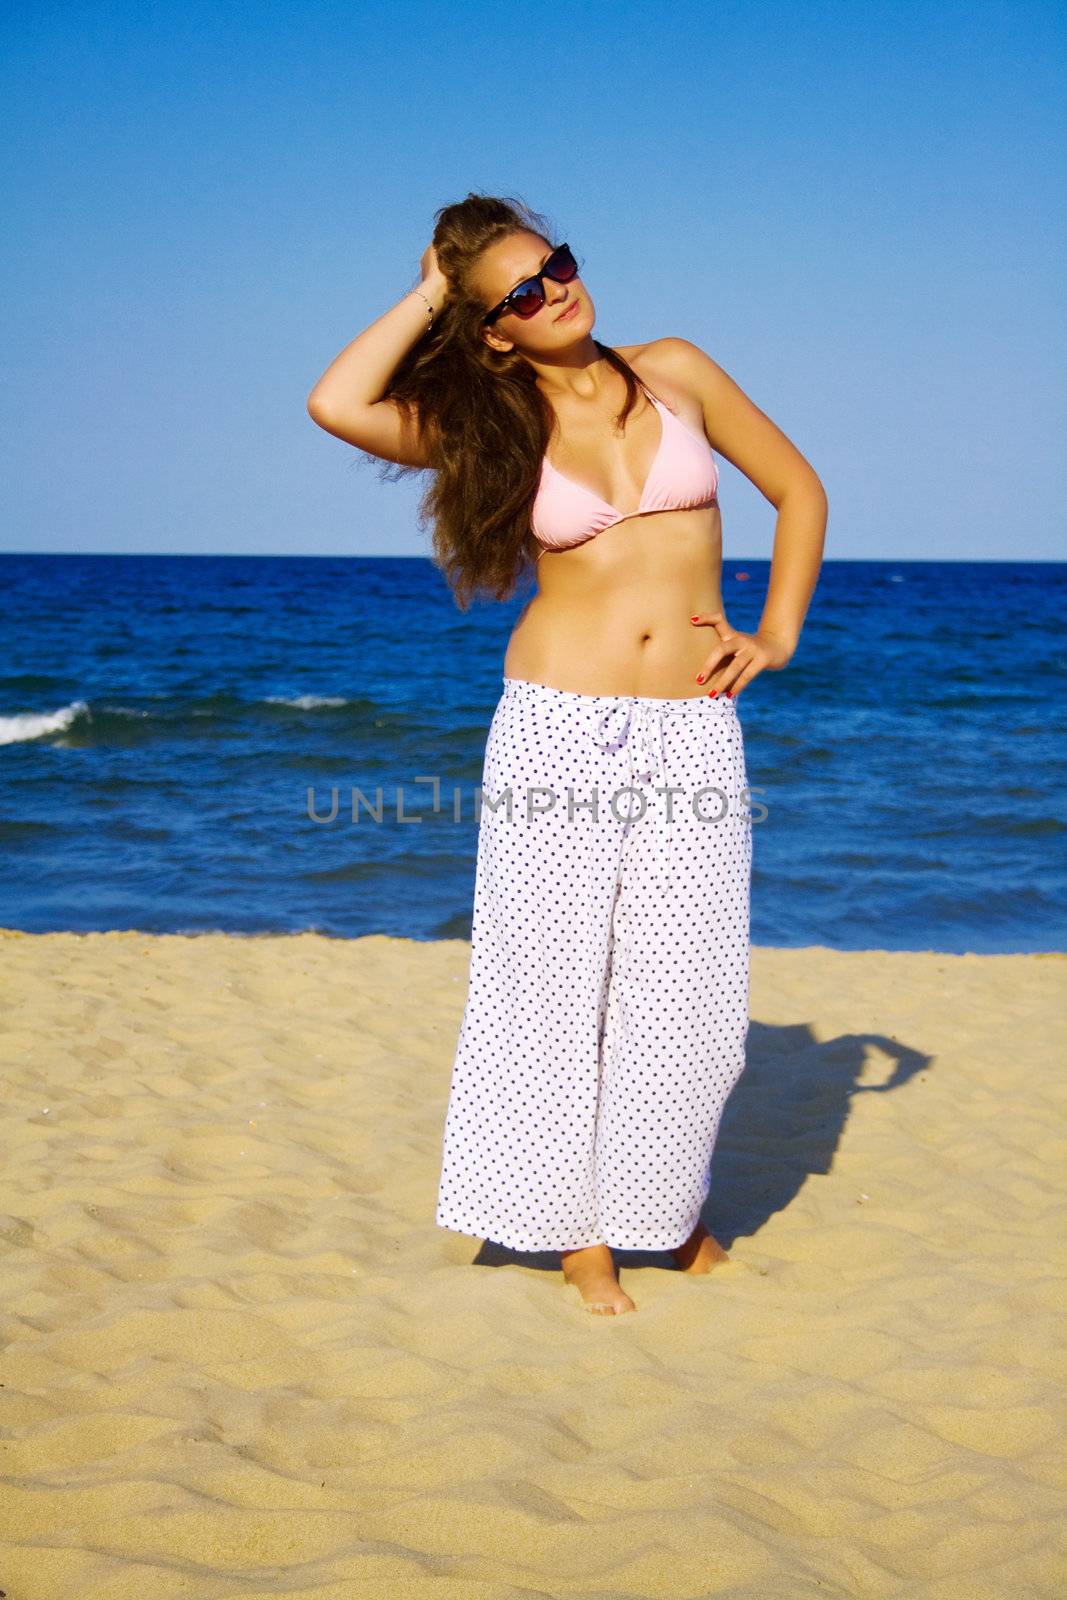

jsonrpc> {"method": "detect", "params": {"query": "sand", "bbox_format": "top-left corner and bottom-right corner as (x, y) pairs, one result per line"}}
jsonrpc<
(0, 929), (1063, 1599)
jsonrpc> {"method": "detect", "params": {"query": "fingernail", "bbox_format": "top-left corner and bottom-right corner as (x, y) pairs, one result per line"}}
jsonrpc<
(707, 691), (717, 699)
(690, 615), (699, 623)
(695, 673), (704, 683)
(726, 690), (734, 698)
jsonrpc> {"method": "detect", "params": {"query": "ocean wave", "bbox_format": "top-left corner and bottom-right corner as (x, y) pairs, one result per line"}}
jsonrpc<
(0, 699), (90, 746)
(263, 694), (350, 709)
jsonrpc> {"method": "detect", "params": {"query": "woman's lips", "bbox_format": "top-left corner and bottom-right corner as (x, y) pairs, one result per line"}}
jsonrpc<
(556, 299), (581, 322)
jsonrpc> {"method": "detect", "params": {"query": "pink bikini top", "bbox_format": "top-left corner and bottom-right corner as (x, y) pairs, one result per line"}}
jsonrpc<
(532, 381), (719, 555)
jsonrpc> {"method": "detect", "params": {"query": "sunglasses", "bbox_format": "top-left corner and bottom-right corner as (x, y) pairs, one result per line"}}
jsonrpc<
(483, 242), (582, 326)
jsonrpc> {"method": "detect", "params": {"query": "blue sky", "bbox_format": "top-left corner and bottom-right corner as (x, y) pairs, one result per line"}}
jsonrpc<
(2, 0), (1064, 561)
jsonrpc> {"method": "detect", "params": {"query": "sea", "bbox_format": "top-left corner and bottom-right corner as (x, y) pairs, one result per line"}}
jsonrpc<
(2, 552), (1063, 953)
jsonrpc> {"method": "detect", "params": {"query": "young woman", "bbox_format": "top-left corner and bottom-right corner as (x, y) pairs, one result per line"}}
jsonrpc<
(308, 193), (827, 1316)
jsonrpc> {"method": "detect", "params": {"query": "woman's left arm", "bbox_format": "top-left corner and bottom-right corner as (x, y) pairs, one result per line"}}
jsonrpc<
(657, 337), (828, 691)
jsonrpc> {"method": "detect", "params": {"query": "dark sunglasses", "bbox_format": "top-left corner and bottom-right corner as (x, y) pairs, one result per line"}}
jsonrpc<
(483, 242), (582, 326)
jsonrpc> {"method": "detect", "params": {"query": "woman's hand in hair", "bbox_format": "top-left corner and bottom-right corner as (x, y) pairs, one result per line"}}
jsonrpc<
(420, 242), (450, 303)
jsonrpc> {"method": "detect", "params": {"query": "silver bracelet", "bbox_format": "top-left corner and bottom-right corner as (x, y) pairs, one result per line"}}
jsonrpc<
(413, 287), (436, 325)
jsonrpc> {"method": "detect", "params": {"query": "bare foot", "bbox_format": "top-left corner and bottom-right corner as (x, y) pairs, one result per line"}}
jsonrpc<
(670, 1219), (730, 1274)
(560, 1243), (636, 1315)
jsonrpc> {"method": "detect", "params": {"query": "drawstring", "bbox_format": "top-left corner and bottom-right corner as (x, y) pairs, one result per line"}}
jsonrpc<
(591, 698), (673, 889)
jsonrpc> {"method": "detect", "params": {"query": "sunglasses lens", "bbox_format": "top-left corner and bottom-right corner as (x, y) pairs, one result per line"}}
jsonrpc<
(549, 245), (579, 281)
(509, 283), (547, 319)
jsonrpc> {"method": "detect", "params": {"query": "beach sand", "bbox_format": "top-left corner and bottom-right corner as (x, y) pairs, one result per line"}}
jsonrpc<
(0, 928), (1063, 1598)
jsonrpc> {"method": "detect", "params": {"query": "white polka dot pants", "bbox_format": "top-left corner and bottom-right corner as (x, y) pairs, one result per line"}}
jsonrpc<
(436, 674), (752, 1254)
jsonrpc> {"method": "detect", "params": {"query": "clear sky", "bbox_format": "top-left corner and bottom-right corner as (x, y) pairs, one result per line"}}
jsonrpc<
(2, 0), (1064, 561)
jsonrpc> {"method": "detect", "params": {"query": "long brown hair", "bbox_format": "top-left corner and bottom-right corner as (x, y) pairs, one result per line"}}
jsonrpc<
(369, 191), (650, 611)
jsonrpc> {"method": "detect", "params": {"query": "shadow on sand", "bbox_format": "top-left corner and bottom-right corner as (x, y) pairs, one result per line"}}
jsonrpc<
(465, 1018), (934, 1272)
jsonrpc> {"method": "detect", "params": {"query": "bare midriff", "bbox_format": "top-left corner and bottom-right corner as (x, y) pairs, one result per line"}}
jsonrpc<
(503, 503), (725, 698)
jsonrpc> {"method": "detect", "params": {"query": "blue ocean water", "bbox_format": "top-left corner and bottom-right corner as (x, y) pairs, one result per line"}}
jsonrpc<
(1, 552), (1063, 952)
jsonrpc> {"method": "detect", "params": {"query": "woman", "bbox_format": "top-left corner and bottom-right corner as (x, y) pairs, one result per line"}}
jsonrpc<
(308, 193), (827, 1316)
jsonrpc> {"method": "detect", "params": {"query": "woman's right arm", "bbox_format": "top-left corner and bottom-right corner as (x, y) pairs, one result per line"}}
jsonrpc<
(306, 252), (449, 467)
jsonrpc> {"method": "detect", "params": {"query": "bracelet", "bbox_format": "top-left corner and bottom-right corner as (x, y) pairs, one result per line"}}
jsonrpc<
(413, 287), (436, 325)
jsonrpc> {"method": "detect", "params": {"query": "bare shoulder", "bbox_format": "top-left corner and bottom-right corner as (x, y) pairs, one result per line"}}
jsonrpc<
(624, 337), (826, 507)
(622, 335), (720, 397)
(616, 337), (717, 433)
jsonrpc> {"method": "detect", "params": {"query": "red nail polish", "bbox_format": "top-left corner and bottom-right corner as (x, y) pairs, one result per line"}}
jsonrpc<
(690, 615), (699, 623)
(707, 690), (717, 699)
(695, 674), (704, 683)
(726, 690), (734, 698)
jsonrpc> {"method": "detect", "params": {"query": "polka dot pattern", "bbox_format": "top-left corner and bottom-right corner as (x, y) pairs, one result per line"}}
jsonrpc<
(436, 673), (753, 1254)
